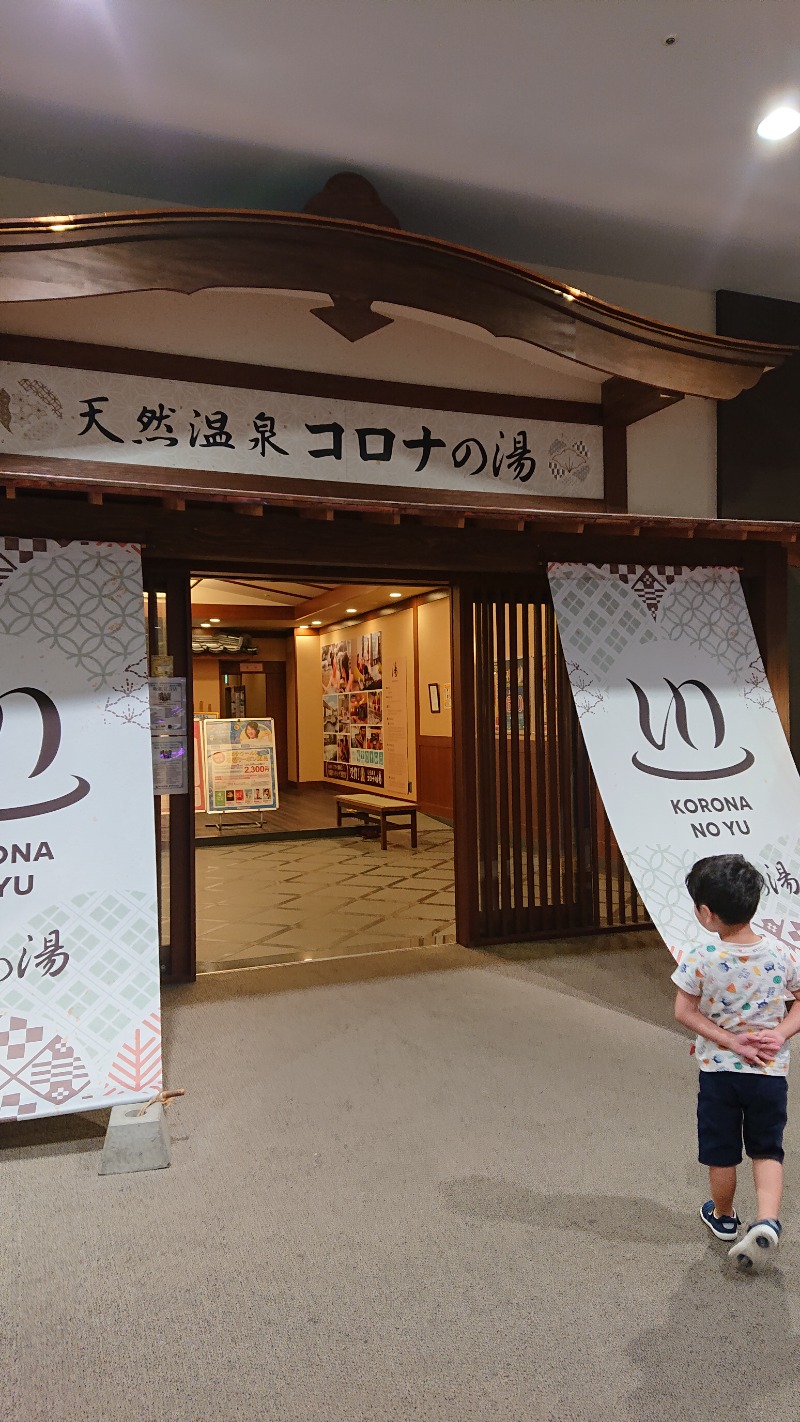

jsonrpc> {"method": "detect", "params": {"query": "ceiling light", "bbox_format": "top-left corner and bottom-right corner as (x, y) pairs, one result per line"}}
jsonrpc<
(209, 617), (221, 623)
(345, 607), (357, 614)
(200, 622), (211, 628)
(311, 619), (322, 626)
(757, 106), (800, 141)
(298, 625), (310, 630)
(389, 592), (402, 599)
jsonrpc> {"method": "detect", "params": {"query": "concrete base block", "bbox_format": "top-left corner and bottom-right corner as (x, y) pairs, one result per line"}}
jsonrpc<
(99, 1101), (171, 1176)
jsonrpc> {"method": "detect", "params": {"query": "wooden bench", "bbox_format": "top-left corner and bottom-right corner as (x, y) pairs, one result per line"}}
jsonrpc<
(336, 794), (418, 850)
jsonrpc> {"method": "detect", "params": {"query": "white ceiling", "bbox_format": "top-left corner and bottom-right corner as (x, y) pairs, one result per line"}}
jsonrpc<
(2, 0), (800, 301)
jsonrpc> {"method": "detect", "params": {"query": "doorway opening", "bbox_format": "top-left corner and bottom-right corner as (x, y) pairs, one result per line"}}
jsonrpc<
(189, 573), (455, 973)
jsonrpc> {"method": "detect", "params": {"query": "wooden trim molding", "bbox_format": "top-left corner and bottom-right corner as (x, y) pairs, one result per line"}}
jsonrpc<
(0, 209), (794, 398)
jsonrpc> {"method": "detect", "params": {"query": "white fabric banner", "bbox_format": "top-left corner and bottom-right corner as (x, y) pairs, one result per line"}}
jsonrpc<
(0, 540), (162, 1121)
(0, 359), (603, 501)
(548, 563), (800, 961)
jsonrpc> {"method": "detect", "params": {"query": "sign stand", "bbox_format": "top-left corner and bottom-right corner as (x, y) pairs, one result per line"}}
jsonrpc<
(205, 808), (267, 833)
(99, 1099), (171, 1175)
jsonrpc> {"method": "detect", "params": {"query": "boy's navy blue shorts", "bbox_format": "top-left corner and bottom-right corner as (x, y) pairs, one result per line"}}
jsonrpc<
(697, 1071), (788, 1166)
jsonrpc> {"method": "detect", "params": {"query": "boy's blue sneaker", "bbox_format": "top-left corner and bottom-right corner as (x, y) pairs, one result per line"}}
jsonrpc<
(700, 1199), (741, 1240)
(728, 1219), (782, 1272)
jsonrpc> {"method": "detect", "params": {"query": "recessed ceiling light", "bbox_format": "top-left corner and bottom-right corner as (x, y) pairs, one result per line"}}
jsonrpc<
(200, 622), (211, 628)
(345, 607), (357, 614)
(311, 619), (322, 626)
(389, 592), (402, 599)
(298, 624), (310, 630)
(757, 106), (800, 141)
(209, 617), (221, 623)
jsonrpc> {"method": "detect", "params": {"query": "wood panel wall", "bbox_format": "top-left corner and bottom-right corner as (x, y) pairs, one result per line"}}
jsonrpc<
(416, 735), (454, 820)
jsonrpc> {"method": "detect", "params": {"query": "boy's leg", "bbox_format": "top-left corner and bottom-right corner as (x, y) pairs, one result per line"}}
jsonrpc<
(728, 1076), (786, 1271)
(742, 1075), (787, 1220)
(752, 1157), (783, 1221)
(709, 1165), (737, 1217)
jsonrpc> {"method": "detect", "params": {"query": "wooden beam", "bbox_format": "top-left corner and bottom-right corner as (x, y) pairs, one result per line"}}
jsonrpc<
(601, 416), (628, 514)
(601, 376), (684, 426)
(301, 508), (335, 522)
(0, 216), (792, 397)
(189, 603), (296, 625)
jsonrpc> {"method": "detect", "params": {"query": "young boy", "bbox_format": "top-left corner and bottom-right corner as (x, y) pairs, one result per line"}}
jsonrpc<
(673, 853), (800, 1271)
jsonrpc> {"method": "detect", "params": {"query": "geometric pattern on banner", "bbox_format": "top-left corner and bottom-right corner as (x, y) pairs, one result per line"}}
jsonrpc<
(1, 889), (160, 1083)
(548, 562), (657, 684)
(605, 563), (685, 619)
(0, 542), (149, 691)
(657, 567), (774, 701)
(623, 843), (700, 958)
(104, 1012), (162, 1096)
(0, 1015), (92, 1120)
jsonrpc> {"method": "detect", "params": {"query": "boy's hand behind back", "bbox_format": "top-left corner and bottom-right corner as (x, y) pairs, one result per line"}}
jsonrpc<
(745, 1028), (785, 1058)
(735, 1037), (773, 1067)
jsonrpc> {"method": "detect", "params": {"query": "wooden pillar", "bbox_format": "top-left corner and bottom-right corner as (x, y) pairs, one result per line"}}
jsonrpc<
(601, 389), (628, 514)
(745, 543), (790, 741)
(451, 583), (480, 947)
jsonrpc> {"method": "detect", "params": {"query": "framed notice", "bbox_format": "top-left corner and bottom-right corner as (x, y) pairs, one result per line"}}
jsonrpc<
(204, 717), (279, 812)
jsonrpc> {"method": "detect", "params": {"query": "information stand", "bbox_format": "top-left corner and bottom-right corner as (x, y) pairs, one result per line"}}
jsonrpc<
(203, 717), (279, 832)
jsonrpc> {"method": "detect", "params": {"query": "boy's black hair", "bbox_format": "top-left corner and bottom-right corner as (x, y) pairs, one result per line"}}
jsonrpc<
(685, 854), (764, 925)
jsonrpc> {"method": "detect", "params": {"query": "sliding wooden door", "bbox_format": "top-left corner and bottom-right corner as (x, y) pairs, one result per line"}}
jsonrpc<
(452, 578), (647, 947)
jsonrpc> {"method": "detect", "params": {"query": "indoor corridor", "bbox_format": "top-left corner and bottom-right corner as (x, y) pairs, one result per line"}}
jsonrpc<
(195, 815), (456, 971)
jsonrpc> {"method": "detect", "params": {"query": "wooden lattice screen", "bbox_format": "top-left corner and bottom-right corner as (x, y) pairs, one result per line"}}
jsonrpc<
(452, 580), (649, 946)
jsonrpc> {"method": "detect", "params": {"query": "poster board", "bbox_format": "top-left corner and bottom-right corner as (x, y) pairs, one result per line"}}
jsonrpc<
(322, 632), (385, 789)
(549, 562), (800, 960)
(0, 540), (162, 1122)
(204, 717), (279, 812)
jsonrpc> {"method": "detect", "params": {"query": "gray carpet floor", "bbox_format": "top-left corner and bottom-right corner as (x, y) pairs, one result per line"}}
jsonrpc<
(5, 934), (800, 1421)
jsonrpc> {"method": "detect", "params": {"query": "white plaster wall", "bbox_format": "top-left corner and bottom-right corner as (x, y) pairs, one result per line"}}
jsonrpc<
(539, 263), (718, 518)
(0, 289), (601, 402)
(0, 175), (172, 217)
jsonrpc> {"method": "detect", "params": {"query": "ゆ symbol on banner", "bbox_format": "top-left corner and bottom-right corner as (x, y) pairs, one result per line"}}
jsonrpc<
(628, 678), (755, 781)
(0, 687), (90, 820)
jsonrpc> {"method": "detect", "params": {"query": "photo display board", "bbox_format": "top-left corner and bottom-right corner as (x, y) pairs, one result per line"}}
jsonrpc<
(204, 717), (279, 811)
(0, 540), (162, 1122)
(323, 633), (384, 788)
(549, 563), (800, 961)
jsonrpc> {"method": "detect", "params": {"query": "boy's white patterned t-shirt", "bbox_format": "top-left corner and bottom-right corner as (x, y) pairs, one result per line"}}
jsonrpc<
(671, 937), (800, 1075)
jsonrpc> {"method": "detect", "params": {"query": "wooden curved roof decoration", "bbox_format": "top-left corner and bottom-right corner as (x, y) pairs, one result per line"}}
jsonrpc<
(0, 195), (794, 401)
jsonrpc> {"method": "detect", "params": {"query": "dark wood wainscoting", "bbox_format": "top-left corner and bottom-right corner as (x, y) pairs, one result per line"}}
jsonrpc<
(416, 735), (454, 820)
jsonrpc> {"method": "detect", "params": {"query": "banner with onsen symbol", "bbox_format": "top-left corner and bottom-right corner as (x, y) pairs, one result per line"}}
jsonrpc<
(548, 563), (800, 961)
(0, 540), (162, 1122)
